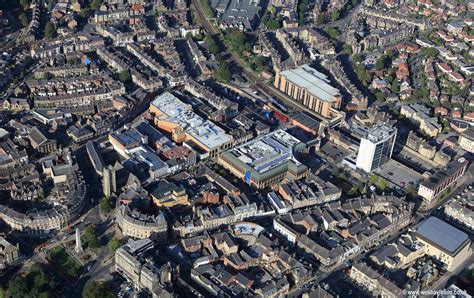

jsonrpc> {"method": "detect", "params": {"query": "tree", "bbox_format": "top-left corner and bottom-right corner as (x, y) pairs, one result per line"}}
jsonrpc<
(263, 14), (283, 30)
(297, 0), (308, 24)
(204, 35), (219, 55)
(369, 175), (379, 185)
(19, 13), (28, 27)
(356, 63), (371, 86)
(82, 225), (100, 248)
(378, 178), (389, 190)
(262, 6), (282, 30)
(268, 5), (277, 14)
(422, 47), (437, 58)
(391, 80), (399, 93)
(342, 44), (353, 55)
(375, 56), (386, 71)
(353, 53), (363, 63)
(44, 21), (56, 39)
(215, 62), (232, 83)
(8, 277), (27, 298)
(316, 14), (325, 25)
(249, 56), (269, 72)
(193, 32), (205, 41)
(7, 263), (57, 298)
(375, 92), (386, 102)
(108, 238), (123, 254)
(198, 0), (214, 18)
(331, 10), (340, 21)
(43, 72), (53, 80)
(441, 119), (450, 133)
(80, 7), (91, 18)
(323, 26), (340, 41)
(67, 57), (81, 65)
(31, 266), (49, 290)
(384, 74), (394, 83)
(90, 0), (101, 9)
(20, 0), (30, 10)
(223, 29), (251, 55)
(100, 196), (112, 213)
(405, 184), (417, 199)
(118, 70), (131, 83)
(83, 281), (115, 298)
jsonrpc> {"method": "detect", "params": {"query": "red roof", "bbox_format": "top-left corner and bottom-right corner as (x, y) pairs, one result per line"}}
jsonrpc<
(451, 111), (462, 118)
(131, 3), (144, 11)
(449, 72), (464, 82)
(437, 63), (452, 73)
(435, 107), (448, 115)
(463, 112), (474, 121)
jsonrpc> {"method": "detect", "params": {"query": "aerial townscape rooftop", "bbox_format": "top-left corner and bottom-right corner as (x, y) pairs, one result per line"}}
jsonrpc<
(0, 0), (472, 297)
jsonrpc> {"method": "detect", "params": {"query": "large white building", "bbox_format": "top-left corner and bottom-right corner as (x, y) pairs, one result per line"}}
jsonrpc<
(356, 124), (397, 173)
(149, 92), (233, 158)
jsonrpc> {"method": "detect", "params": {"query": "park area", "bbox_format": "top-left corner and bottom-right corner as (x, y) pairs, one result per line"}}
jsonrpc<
(48, 246), (82, 279)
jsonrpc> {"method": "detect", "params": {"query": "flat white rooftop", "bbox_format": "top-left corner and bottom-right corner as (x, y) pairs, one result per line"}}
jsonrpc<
(229, 129), (302, 174)
(365, 123), (397, 144)
(151, 92), (232, 150)
(280, 64), (340, 103)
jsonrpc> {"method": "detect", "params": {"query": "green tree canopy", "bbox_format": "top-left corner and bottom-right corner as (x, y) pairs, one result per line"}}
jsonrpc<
(7, 263), (56, 298)
(391, 80), (399, 93)
(355, 63), (371, 86)
(67, 57), (81, 65)
(378, 178), (389, 190)
(8, 277), (27, 298)
(375, 92), (386, 102)
(215, 62), (232, 83)
(80, 7), (91, 18)
(342, 44), (353, 55)
(83, 281), (115, 298)
(204, 34), (220, 55)
(331, 10), (340, 21)
(83, 225), (100, 248)
(197, 0), (214, 17)
(315, 14), (325, 25)
(263, 14), (283, 30)
(353, 53), (363, 63)
(44, 21), (56, 39)
(108, 238), (123, 254)
(100, 196), (113, 213)
(42, 72), (53, 80)
(118, 70), (132, 83)
(19, 13), (28, 27)
(20, 0), (30, 10)
(297, 0), (308, 24)
(90, 0), (101, 9)
(223, 29), (251, 54)
(268, 5), (276, 14)
(249, 56), (269, 72)
(422, 47), (437, 58)
(375, 55), (386, 71)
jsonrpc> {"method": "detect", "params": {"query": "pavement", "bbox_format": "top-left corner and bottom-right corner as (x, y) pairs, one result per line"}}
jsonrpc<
(431, 253), (474, 292)
(376, 159), (424, 188)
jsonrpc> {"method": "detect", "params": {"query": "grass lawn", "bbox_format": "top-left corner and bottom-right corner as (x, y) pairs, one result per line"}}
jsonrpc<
(48, 246), (82, 279)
